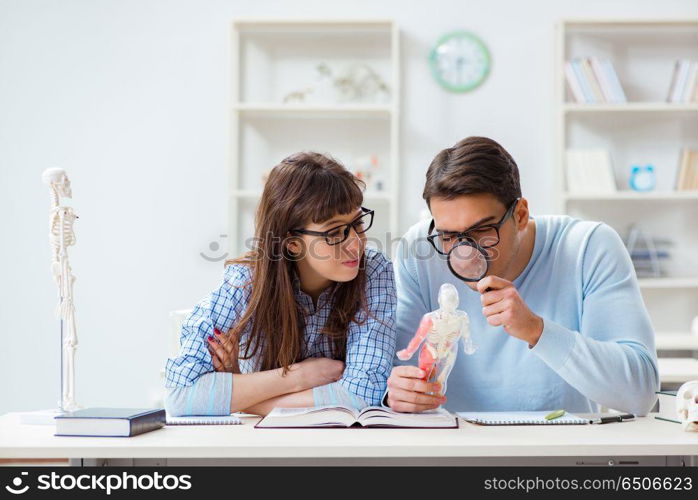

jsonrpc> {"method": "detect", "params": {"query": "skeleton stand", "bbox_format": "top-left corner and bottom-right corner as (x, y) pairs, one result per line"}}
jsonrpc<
(42, 168), (81, 412)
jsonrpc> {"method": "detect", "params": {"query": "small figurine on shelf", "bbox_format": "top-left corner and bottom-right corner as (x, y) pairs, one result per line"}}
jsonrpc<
(352, 154), (381, 191)
(397, 283), (476, 400)
(629, 164), (656, 192)
(282, 87), (313, 104)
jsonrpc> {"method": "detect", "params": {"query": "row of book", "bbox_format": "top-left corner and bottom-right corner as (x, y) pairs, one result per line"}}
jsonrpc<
(564, 57), (627, 104)
(676, 149), (698, 190)
(667, 60), (698, 103)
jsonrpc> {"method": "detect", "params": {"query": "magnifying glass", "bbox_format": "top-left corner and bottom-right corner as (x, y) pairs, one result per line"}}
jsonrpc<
(446, 239), (489, 282)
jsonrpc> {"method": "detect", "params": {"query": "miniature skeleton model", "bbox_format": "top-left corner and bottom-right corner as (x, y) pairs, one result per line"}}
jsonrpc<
(676, 380), (698, 432)
(397, 283), (476, 397)
(42, 168), (80, 411)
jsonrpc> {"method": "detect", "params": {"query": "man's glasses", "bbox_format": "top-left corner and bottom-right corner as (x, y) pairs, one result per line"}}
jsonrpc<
(290, 207), (374, 246)
(427, 198), (520, 255)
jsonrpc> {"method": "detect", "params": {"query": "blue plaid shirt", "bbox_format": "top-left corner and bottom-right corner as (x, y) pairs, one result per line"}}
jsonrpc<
(164, 247), (397, 413)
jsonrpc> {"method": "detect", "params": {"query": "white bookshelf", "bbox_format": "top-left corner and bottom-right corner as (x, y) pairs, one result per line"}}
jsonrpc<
(555, 19), (698, 384)
(229, 19), (400, 257)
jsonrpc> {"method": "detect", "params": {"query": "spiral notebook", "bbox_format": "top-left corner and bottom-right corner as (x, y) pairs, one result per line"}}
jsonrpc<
(165, 414), (242, 425)
(458, 411), (589, 426)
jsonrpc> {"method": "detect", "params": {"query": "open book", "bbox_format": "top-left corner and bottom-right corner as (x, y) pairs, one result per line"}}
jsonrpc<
(255, 405), (458, 429)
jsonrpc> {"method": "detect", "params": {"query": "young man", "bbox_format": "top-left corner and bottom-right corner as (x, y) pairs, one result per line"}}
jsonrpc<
(387, 136), (659, 415)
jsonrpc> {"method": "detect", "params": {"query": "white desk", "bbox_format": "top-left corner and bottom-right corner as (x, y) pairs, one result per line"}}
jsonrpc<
(1, 412), (697, 467)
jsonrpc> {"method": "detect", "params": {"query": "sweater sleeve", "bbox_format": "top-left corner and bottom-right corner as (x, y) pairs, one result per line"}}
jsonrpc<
(163, 264), (250, 415)
(529, 223), (660, 415)
(164, 372), (233, 417)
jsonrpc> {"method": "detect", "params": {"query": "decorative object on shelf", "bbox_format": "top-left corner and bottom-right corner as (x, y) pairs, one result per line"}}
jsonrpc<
(564, 57), (626, 104)
(282, 87), (313, 104)
(429, 31), (490, 93)
(629, 165), (656, 192)
(283, 62), (390, 104)
(675, 380), (698, 432)
(667, 60), (698, 104)
(676, 149), (698, 191)
(351, 154), (383, 192)
(624, 225), (671, 279)
(41, 168), (82, 413)
(328, 62), (390, 103)
(565, 149), (617, 194)
(691, 316), (698, 337)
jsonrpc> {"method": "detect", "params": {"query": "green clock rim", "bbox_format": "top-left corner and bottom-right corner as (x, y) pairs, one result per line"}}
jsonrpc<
(429, 30), (491, 93)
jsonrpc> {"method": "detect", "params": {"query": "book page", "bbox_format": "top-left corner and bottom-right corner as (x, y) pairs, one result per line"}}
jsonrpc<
(356, 407), (456, 427)
(257, 406), (358, 428)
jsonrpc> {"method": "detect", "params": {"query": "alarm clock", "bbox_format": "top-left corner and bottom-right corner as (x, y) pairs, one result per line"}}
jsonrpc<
(429, 31), (491, 93)
(629, 165), (656, 192)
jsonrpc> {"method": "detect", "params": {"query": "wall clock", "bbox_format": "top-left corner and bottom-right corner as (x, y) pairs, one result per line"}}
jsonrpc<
(429, 31), (491, 92)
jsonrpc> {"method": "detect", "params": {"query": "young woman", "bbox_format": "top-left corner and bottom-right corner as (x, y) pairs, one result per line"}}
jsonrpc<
(164, 152), (397, 416)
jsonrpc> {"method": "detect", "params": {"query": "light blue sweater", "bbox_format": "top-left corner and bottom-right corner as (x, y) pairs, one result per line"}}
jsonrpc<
(392, 215), (659, 415)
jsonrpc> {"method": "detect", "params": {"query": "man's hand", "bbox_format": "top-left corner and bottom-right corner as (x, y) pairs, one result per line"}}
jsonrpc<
(386, 366), (446, 413)
(208, 327), (240, 373)
(477, 275), (544, 346)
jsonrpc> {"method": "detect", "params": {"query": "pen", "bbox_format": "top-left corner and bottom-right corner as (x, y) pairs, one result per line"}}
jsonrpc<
(591, 413), (635, 424)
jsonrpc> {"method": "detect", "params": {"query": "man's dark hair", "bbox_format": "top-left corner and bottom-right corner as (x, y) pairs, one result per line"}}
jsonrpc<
(422, 136), (522, 208)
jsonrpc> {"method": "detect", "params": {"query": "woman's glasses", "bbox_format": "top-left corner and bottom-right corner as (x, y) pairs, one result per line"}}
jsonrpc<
(290, 207), (374, 246)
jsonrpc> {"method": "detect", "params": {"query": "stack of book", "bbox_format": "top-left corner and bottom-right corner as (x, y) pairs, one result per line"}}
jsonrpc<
(564, 57), (627, 104)
(676, 149), (698, 190)
(565, 149), (617, 194)
(667, 60), (698, 103)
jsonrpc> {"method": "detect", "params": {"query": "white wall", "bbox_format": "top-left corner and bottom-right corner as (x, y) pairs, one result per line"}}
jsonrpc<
(1, 0), (697, 415)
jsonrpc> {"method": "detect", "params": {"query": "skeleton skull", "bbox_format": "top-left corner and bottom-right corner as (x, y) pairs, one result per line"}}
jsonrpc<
(41, 168), (72, 198)
(676, 380), (698, 432)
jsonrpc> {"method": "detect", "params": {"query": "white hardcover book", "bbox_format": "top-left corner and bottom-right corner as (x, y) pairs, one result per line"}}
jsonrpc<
(587, 149), (617, 193)
(666, 60), (681, 102)
(566, 149), (616, 194)
(564, 61), (586, 103)
(672, 60), (690, 103)
(601, 59), (627, 103)
(682, 62), (698, 103)
(581, 58), (605, 103)
(590, 57), (613, 103)
(571, 58), (594, 103)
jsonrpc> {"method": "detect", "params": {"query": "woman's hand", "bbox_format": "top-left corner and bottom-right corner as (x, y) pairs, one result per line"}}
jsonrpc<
(290, 357), (345, 391)
(207, 327), (240, 374)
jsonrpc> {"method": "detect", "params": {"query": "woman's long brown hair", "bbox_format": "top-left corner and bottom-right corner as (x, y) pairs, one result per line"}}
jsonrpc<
(224, 152), (369, 372)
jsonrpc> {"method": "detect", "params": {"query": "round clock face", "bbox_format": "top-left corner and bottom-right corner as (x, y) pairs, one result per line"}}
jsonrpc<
(429, 31), (491, 92)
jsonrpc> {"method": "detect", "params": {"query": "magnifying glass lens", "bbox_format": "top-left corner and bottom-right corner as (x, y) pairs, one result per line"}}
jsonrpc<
(448, 242), (488, 281)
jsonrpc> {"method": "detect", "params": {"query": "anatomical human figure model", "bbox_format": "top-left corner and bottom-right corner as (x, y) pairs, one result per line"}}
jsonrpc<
(42, 168), (80, 412)
(397, 283), (476, 398)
